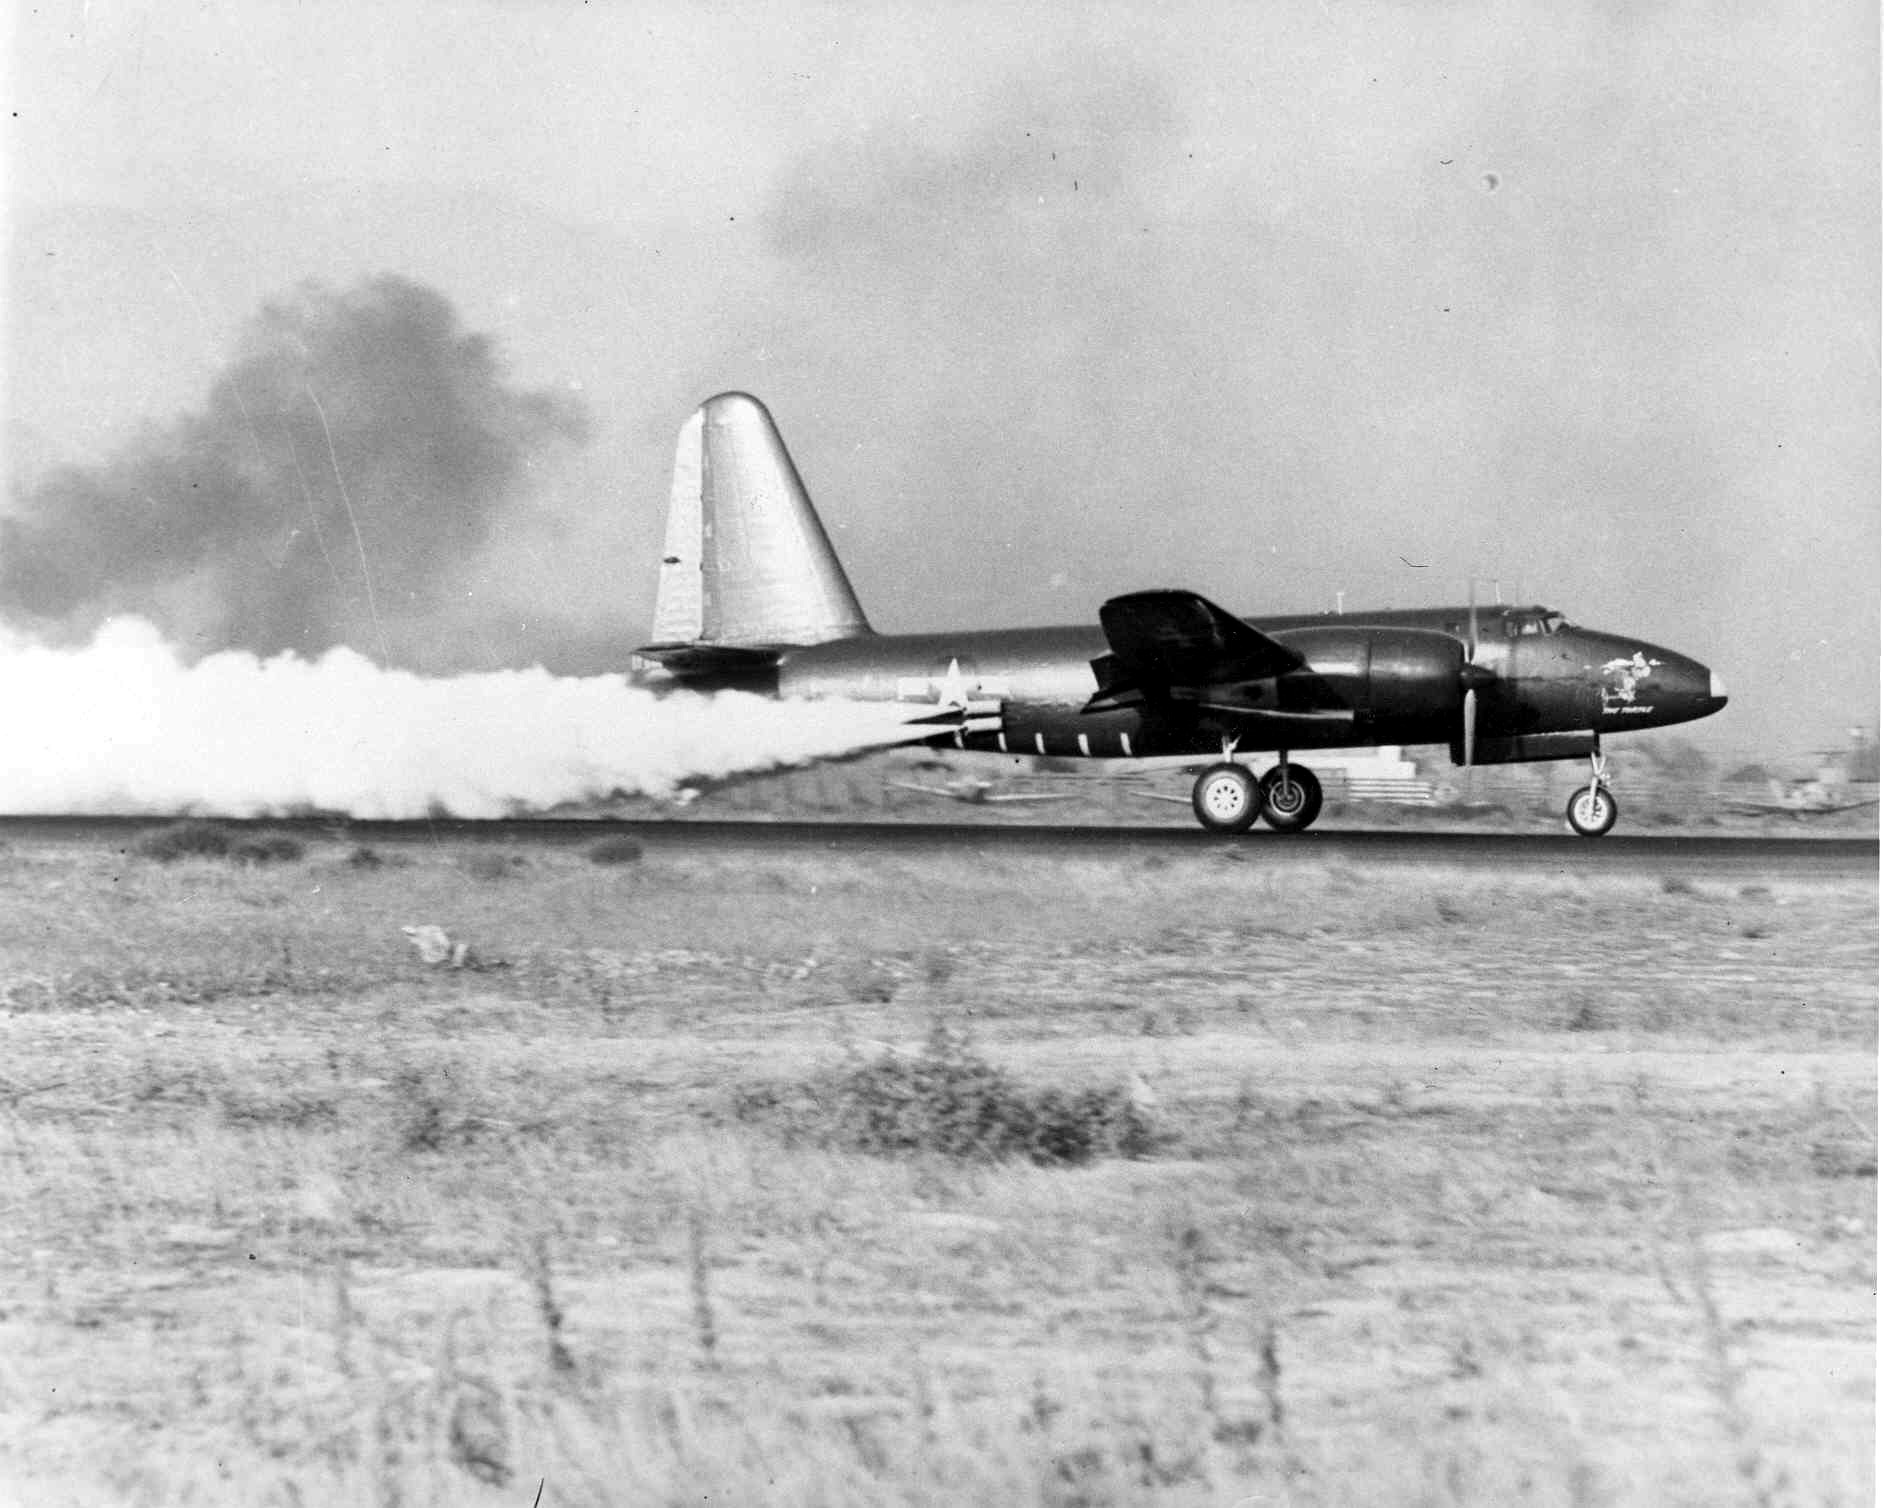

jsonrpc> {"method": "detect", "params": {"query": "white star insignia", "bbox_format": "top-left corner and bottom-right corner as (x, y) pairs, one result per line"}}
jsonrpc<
(936, 657), (969, 711)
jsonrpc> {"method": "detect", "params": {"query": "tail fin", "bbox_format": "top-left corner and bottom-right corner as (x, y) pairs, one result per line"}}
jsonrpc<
(647, 392), (871, 650)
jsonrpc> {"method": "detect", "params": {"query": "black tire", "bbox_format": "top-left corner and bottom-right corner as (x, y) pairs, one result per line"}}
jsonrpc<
(1259, 764), (1323, 832)
(1564, 785), (1619, 837)
(1192, 763), (1261, 834)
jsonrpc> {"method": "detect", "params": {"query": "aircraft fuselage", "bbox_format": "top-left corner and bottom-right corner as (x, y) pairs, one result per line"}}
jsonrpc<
(770, 604), (1725, 763)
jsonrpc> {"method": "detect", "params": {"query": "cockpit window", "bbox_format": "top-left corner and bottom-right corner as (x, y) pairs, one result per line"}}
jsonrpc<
(1512, 609), (1567, 637)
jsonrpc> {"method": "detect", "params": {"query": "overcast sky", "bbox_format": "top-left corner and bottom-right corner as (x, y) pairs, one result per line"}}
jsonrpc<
(6, 0), (1877, 759)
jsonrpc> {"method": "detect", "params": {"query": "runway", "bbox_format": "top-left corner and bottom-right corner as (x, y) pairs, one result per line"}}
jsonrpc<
(2, 815), (1873, 880)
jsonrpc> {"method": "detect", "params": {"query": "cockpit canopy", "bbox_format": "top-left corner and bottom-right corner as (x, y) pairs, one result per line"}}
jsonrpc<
(1505, 606), (1568, 637)
(1442, 606), (1570, 639)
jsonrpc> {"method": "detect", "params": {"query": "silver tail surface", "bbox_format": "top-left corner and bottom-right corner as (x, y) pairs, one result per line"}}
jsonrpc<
(648, 392), (872, 649)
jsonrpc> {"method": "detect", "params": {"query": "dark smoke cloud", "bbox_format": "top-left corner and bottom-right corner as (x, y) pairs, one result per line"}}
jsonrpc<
(0, 275), (586, 661)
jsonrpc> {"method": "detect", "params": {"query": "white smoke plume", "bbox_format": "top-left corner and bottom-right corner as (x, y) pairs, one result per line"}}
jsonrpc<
(0, 618), (935, 818)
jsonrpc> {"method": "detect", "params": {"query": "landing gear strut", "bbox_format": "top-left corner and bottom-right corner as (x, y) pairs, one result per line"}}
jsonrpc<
(1192, 763), (1261, 833)
(1564, 749), (1619, 837)
(1258, 759), (1323, 833)
(1188, 746), (1325, 835)
(1192, 737), (1261, 834)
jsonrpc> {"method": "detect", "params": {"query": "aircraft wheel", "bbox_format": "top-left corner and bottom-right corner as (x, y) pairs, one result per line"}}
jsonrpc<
(1564, 785), (1619, 837)
(1259, 764), (1323, 832)
(1192, 763), (1261, 834)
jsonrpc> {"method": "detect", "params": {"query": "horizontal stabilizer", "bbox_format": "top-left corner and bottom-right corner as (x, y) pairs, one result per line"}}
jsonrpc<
(632, 642), (783, 682)
(1090, 590), (1302, 705)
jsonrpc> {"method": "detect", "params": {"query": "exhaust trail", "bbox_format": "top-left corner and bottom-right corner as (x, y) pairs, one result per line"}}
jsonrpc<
(0, 618), (938, 819)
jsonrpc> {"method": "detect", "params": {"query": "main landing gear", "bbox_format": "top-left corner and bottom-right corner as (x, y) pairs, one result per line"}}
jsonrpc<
(1564, 750), (1619, 837)
(1190, 745), (1324, 835)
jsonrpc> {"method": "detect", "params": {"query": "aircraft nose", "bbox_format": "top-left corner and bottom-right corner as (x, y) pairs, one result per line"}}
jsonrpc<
(1708, 669), (1728, 702)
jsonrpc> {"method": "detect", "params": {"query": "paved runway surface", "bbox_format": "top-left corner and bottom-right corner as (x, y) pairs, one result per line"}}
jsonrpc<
(2, 816), (1873, 879)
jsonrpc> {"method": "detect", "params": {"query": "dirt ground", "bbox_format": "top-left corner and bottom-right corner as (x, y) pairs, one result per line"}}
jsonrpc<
(0, 831), (1873, 1505)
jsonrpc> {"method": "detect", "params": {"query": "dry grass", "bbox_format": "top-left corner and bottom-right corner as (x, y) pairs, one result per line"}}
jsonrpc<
(0, 834), (1873, 1505)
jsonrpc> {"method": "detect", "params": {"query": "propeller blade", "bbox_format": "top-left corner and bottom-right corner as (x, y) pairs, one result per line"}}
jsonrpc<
(1463, 686), (1477, 767)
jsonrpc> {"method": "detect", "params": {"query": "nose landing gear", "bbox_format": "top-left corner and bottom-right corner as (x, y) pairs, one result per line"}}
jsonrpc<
(1565, 750), (1619, 837)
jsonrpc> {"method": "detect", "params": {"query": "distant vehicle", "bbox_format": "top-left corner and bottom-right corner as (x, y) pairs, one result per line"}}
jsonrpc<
(885, 777), (1082, 806)
(1726, 778), (1880, 819)
(634, 393), (1729, 836)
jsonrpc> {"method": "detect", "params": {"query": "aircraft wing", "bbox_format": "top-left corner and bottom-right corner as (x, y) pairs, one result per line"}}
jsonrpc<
(1087, 590), (1303, 711)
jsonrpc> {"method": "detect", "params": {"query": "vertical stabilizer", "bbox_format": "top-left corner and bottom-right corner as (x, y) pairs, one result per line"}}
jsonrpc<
(649, 407), (707, 644)
(649, 392), (871, 647)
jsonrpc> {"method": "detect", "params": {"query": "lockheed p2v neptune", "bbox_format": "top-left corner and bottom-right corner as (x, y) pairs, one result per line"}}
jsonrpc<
(635, 393), (1728, 836)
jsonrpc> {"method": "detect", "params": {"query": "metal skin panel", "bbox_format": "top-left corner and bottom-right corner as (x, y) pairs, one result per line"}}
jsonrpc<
(780, 626), (1102, 705)
(771, 609), (1724, 760)
(1273, 626), (1466, 743)
(1468, 731), (1600, 765)
(695, 393), (871, 647)
(648, 408), (707, 645)
(1577, 630), (1724, 735)
(1356, 630), (1466, 724)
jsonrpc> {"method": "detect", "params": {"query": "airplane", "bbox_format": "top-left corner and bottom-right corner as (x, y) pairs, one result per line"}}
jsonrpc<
(1725, 778), (1879, 820)
(633, 393), (1729, 836)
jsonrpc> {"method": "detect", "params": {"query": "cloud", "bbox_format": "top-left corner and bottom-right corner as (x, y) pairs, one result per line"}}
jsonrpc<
(0, 275), (587, 663)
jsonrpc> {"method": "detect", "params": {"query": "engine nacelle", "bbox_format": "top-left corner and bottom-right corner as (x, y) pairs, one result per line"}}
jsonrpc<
(1274, 626), (1467, 728)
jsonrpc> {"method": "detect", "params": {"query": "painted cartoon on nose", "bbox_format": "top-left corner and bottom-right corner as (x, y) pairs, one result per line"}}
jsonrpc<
(1595, 646), (1725, 729)
(1601, 651), (1660, 712)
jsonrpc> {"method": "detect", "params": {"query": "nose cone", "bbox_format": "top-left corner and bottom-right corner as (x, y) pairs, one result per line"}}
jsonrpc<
(1681, 660), (1729, 719)
(1655, 653), (1730, 725)
(1585, 632), (1729, 731)
(1641, 650), (1729, 727)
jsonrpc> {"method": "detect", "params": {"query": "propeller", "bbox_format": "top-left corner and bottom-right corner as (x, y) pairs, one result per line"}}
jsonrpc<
(1459, 668), (1498, 767)
(1458, 582), (1497, 770)
(1465, 583), (1477, 768)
